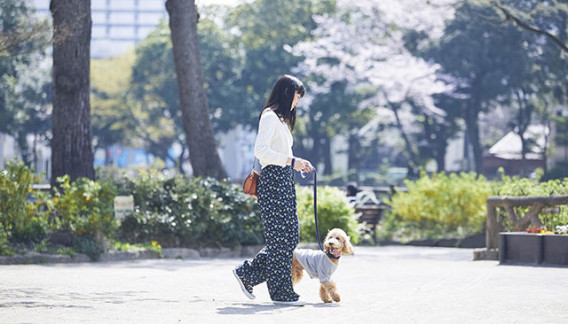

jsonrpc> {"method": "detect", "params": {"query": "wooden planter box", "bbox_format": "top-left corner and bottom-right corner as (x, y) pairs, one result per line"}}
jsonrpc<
(499, 232), (568, 266)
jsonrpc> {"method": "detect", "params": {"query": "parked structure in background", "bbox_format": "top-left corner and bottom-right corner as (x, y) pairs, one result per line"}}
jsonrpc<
(483, 105), (568, 177)
(483, 125), (548, 177)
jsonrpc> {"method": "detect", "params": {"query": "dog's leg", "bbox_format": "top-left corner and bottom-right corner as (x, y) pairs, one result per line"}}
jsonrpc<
(328, 281), (341, 302)
(291, 255), (304, 285)
(320, 281), (340, 303)
(319, 282), (333, 303)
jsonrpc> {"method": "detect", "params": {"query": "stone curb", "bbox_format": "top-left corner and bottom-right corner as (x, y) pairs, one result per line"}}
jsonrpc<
(160, 243), (320, 260)
(0, 252), (91, 265)
(473, 248), (499, 261)
(0, 242), (331, 265)
(161, 245), (265, 259)
(0, 243), (489, 265)
(99, 249), (161, 262)
(0, 244), (269, 265)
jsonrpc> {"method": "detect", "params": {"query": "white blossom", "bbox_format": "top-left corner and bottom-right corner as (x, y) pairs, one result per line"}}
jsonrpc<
(293, 0), (458, 120)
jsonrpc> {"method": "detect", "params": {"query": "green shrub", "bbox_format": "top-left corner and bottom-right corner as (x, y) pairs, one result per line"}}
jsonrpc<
(387, 170), (493, 241)
(113, 240), (162, 256)
(201, 178), (264, 246)
(384, 169), (568, 242)
(74, 236), (104, 261)
(296, 185), (360, 244)
(0, 160), (50, 250)
(0, 223), (11, 255)
(48, 175), (117, 260)
(51, 176), (118, 242)
(116, 171), (263, 249)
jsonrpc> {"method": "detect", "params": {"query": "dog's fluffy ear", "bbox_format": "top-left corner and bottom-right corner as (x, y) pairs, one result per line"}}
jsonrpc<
(343, 236), (354, 255)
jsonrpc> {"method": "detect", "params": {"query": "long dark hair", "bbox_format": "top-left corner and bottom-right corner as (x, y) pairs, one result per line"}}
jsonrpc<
(259, 75), (305, 131)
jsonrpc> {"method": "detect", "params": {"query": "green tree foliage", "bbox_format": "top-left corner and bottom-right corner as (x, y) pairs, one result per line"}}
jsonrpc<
(122, 1), (337, 174)
(425, 2), (522, 173)
(225, 0), (356, 174)
(490, 0), (568, 53)
(91, 49), (140, 164)
(198, 13), (248, 131)
(95, 17), (238, 168)
(423, 0), (567, 175)
(488, 0), (568, 175)
(294, 81), (373, 175)
(0, 0), (51, 166)
(127, 17), (243, 169)
(226, 0), (336, 126)
(127, 23), (179, 166)
(494, 1), (568, 176)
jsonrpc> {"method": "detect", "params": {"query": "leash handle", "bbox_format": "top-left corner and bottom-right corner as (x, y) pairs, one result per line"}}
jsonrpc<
(301, 169), (324, 252)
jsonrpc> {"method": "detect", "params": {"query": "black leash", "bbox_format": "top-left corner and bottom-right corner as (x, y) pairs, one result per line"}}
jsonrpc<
(300, 169), (324, 252)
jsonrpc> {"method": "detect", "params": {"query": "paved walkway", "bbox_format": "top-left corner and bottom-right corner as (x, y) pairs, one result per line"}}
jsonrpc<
(1, 246), (567, 323)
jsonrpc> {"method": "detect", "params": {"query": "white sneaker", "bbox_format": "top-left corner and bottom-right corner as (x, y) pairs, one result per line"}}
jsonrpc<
(232, 269), (255, 300)
(273, 300), (306, 306)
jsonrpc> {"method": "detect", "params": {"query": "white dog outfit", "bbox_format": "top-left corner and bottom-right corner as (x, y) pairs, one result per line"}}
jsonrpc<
(293, 249), (338, 282)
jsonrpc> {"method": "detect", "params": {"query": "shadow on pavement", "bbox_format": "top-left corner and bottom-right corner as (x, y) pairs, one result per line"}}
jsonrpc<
(217, 302), (338, 314)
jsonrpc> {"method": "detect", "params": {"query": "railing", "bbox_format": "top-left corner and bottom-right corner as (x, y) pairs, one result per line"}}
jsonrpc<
(486, 195), (568, 249)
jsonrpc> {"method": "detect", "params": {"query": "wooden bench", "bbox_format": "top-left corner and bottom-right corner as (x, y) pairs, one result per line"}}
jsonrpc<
(355, 205), (387, 244)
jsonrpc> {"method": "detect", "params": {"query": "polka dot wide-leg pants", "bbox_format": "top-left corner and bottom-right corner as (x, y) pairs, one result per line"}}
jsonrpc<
(235, 165), (300, 302)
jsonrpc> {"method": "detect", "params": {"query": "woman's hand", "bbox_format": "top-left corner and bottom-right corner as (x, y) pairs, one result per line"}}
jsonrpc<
(293, 158), (314, 173)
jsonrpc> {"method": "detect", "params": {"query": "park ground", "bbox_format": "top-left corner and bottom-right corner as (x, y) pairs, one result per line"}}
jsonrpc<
(1, 245), (567, 324)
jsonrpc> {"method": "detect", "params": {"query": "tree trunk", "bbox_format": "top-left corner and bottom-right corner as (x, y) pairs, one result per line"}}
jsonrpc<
(423, 114), (447, 172)
(310, 131), (321, 172)
(50, 0), (95, 187)
(306, 112), (320, 169)
(166, 0), (226, 180)
(464, 101), (482, 174)
(16, 129), (31, 167)
(390, 102), (418, 178)
(177, 143), (186, 175)
(105, 146), (112, 166)
(519, 133), (527, 177)
(323, 137), (332, 175)
(434, 134), (447, 172)
(514, 88), (532, 177)
(542, 118), (550, 174)
(348, 132), (361, 171)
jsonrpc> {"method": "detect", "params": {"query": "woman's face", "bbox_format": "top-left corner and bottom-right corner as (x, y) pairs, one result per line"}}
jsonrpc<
(291, 91), (301, 111)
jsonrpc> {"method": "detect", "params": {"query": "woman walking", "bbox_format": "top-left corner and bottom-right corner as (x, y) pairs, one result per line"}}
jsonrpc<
(233, 75), (314, 306)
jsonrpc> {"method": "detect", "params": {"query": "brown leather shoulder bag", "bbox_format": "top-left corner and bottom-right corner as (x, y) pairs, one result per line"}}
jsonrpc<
(243, 170), (259, 196)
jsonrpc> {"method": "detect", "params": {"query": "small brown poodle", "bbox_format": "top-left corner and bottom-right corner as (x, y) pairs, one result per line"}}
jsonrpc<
(291, 228), (354, 303)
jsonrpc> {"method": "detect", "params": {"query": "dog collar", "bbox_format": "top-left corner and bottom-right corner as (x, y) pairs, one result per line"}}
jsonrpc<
(326, 250), (340, 260)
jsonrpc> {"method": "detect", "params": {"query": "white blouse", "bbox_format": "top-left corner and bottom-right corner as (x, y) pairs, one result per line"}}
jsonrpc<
(254, 109), (293, 168)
